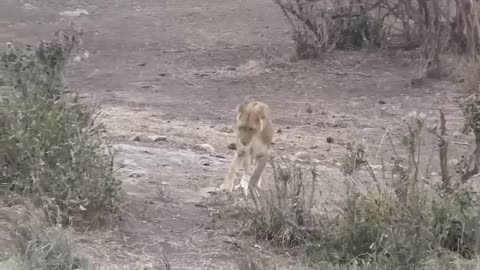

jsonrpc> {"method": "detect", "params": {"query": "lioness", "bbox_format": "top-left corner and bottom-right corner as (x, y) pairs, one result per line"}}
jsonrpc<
(220, 101), (273, 196)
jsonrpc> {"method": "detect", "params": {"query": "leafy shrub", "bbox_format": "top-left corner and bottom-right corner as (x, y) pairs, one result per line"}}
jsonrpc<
(0, 27), (121, 225)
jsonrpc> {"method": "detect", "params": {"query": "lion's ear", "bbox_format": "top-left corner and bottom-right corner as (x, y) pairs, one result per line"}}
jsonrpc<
(237, 103), (246, 114)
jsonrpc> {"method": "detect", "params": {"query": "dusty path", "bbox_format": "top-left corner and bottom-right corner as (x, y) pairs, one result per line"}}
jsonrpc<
(0, 0), (473, 269)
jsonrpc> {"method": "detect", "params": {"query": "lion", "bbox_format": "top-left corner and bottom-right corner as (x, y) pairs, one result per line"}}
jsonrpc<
(220, 101), (274, 196)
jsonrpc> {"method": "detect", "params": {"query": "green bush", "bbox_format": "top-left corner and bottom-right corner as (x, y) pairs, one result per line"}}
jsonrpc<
(0, 27), (121, 225)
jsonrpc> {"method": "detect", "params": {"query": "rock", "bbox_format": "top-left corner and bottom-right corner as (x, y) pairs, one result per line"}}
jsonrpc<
(199, 187), (218, 198)
(73, 56), (82, 62)
(128, 172), (144, 178)
(117, 162), (127, 169)
(410, 77), (424, 88)
(219, 127), (234, 133)
(60, 9), (89, 17)
(151, 135), (167, 142)
(118, 159), (138, 168)
(326, 137), (334, 143)
(227, 143), (237, 150)
(226, 66), (236, 71)
(194, 143), (215, 153)
(277, 128), (282, 133)
(132, 135), (141, 142)
(132, 134), (166, 143)
(133, 262), (154, 270)
(306, 103), (313, 113)
(24, 3), (36, 10)
(294, 151), (311, 161)
(448, 159), (459, 168)
(378, 100), (386, 104)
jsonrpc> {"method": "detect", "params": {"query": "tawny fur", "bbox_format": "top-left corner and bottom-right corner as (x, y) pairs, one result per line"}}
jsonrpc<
(221, 101), (273, 196)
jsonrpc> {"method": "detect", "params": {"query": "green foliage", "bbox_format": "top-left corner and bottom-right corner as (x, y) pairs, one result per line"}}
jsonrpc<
(0, 27), (121, 225)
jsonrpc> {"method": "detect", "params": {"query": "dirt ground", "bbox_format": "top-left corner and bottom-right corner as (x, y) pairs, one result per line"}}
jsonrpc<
(0, 0), (476, 269)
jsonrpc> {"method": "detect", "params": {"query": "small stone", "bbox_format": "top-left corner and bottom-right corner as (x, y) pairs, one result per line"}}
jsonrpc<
(378, 100), (386, 104)
(220, 127), (234, 133)
(448, 159), (459, 167)
(227, 143), (237, 150)
(410, 77), (423, 87)
(294, 151), (311, 161)
(199, 187), (218, 198)
(128, 172), (144, 178)
(277, 129), (282, 133)
(326, 137), (334, 143)
(132, 135), (141, 142)
(60, 9), (89, 17)
(152, 135), (167, 142)
(117, 161), (127, 169)
(310, 145), (318, 149)
(306, 103), (313, 113)
(24, 3), (36, 10)
(202, 162), (210, 166)
(73, 56), (82, 62)
(195, 143), (215, 152)
(226, 66), (236, 71)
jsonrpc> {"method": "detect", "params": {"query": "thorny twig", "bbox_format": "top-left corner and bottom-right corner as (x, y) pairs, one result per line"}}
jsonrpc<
(427, 109), (451, 192)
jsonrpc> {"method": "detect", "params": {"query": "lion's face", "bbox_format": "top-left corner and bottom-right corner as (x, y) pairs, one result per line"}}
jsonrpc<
(236, 110), (262, 146)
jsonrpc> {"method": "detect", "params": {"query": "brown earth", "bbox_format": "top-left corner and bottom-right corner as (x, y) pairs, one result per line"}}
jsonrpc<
(0, 0), (476, 269)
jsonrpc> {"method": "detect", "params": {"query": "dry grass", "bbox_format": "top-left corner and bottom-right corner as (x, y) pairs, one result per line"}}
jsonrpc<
(247, 108), (480, 269)
(0, 197), (87, 270)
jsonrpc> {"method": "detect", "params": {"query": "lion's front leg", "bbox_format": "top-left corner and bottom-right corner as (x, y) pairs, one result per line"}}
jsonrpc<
(239, 153), (252, 194)
(247, 154), (268, 197)
(221, 150), (244, 193)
